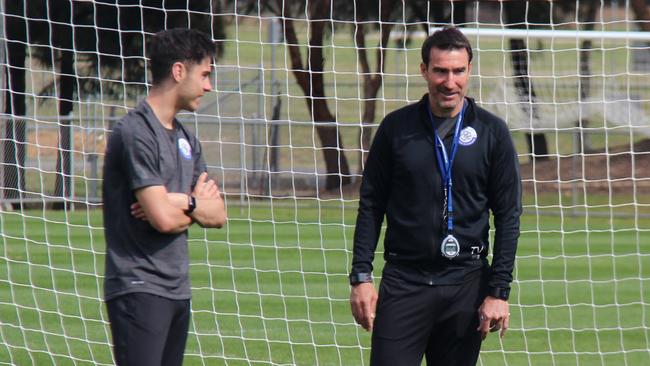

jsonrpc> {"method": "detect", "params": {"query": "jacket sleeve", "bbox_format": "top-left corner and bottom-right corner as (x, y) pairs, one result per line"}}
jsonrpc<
(486, 123), (522, 289)
(351, 120), (392, 275)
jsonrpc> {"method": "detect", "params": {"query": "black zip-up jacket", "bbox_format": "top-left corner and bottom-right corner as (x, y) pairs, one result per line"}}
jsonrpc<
(352, 95), (522, 289)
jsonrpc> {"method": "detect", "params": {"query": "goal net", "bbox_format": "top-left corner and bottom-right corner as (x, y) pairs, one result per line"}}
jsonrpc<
(1, 1), (649, 365)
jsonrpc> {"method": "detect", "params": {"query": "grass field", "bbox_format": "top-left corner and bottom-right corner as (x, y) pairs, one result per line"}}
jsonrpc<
(1, 198), (649, 366)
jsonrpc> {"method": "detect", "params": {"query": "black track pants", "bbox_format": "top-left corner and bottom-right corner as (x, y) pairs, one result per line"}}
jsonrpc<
(106, 292), (190, 366)
(370, 268), (486, 366)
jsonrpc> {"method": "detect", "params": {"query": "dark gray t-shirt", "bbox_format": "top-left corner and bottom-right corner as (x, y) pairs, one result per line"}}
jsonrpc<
(431, 115), (457, 139)
(102, 100), (206, 301)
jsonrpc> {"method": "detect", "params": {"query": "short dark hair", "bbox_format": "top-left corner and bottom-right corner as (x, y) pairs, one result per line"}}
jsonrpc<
(148, 28), (216, 85)
(421, 26), (473, 66)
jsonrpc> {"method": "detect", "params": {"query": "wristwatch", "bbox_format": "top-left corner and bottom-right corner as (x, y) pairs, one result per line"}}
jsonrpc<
(487, 287), (510, 301)
(185, 195), (197, 214)
(349, 272), (373, 286)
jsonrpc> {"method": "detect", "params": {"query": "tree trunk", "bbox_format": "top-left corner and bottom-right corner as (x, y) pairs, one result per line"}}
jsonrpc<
(280, 0), (351, 191)
(631, 0), (650, 32)
(509, 39), (549, 161)
(51, 0), (75, 210)
(356, 0), (396, 174)
(53, 49), (75, 210)
(311, 98), (351, 191)
(576, 1), (598, 154)
(505, 2), (549, 162)
(3, 0), (27, 209)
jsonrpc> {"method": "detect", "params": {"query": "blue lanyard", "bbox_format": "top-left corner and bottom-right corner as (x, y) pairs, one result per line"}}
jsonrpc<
(428, 101), (466, 234)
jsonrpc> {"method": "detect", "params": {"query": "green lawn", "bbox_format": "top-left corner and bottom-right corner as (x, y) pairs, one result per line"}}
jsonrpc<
(1, 201), (649, 366)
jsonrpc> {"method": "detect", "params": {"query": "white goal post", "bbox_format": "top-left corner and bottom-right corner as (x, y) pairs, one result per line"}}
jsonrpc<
(1, 1), (649, 365)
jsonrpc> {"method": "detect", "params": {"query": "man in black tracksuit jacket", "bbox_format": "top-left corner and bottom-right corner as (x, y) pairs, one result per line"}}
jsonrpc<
(349, 27), (522, 366)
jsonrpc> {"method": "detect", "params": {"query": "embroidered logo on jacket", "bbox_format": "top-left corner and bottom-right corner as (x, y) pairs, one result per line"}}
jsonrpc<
(459, 126), (477, 146)
(178, 138), (192, 160)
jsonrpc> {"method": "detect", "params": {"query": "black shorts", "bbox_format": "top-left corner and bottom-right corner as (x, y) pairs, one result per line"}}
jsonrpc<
(370, 266), (487, 366)
(106, 292), (190, 366)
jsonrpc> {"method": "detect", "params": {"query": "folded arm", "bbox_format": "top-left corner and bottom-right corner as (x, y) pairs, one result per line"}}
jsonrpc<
(188, 172), (226, 228)
(131, 172), (226, 230)
(134, 186), (192, 234)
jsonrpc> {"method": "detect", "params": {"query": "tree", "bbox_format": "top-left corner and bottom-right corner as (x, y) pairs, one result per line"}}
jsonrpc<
(244, 0), (351, 191)
(22, 0), (78, 209)
(402, 1), (550, 162)
(354, 0), (465, 170)
(503, 1), (550, 162)
(577, 0), (598, 153)
(18, 0), (225, 209)
(631, 0), (650, 32)
(348, 0), (397, 172)
(3, 1), (27, 209)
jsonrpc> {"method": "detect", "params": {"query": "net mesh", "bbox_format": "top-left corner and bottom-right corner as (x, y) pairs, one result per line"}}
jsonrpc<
(1, 1), (649, 365)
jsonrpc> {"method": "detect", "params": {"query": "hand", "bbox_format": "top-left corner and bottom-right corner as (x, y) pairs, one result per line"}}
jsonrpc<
(193, 172), (220, 200)
(477, 296), (510, 340)
(350, 282), (378, 331)
(130, 201), (147, 221)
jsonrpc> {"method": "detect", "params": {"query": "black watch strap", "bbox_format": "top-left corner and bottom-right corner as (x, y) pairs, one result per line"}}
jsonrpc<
(487, 287), (510, 301)
(185, 195), (197, 214)
(349, 272), (373, 286)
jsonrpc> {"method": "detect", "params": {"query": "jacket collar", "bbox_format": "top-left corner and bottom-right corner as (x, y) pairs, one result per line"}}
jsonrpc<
(417, 94), (476, 138)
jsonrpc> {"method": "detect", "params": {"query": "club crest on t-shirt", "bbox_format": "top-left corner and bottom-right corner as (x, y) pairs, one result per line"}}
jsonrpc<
(459, 126), (477, 146)
(178, 138), (192, 160)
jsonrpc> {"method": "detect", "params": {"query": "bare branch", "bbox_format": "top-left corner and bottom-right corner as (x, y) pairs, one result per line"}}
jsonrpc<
(356, 24), (371, 77)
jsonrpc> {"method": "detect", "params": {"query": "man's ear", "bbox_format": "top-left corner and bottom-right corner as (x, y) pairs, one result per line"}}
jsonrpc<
(171, 61), (185, 83)
(420, 62), (427, 77)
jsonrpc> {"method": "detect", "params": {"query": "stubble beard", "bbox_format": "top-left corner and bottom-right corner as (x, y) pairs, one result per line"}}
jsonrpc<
(433, 95), (461, 117)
